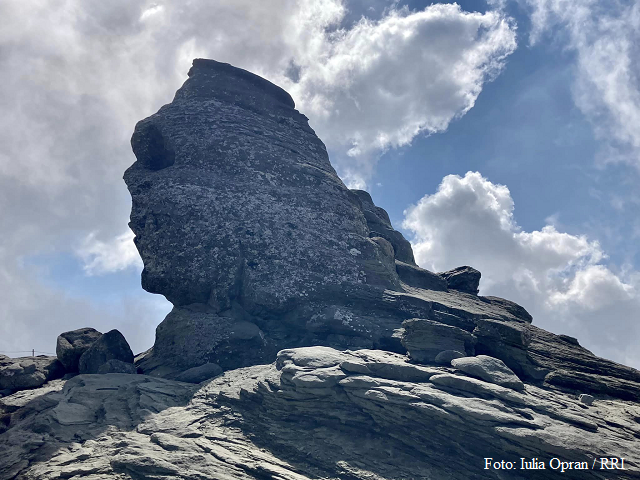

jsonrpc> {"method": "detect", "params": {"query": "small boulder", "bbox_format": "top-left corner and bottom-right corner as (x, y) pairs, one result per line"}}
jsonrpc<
(78, 329), (134, 374)
(438, 266), (481, 295)
(174, 363), (223, 383)
(97, 359), (138, 375)
(451, 355), (525, 391)
(401, 319), (476, 363)
(56, 327), (102, 372)
(0, 355), (65, 391)
(578, 394), (594, 406)
(435, 350), (465, 365)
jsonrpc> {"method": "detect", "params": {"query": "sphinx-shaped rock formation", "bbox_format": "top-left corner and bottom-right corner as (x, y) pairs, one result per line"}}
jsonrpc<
(1, 60), (639, 479)
(126, 59), (410, 375)
(126, 59), (548, 378)
(123, 61), (640, 404)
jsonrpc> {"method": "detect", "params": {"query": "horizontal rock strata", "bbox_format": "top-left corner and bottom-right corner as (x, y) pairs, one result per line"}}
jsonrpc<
(1, 347), (638, 479)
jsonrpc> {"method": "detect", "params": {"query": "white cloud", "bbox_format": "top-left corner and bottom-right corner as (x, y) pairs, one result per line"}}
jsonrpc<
(288, 3), (517, 185)
(77, 230), (142, 275)
(403, 171), (640, 368)
(526, 0), (640, 169)
(548, 264), (635, 310)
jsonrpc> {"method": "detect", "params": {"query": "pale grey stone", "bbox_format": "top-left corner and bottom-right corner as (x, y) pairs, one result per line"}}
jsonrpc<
(2, 347), (640, 480)
(451, 355), (525, 391)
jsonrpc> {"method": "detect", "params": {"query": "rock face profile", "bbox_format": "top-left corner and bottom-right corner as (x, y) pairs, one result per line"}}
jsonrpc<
(125, 59), (405, 375)
(2, 59), (640, 479)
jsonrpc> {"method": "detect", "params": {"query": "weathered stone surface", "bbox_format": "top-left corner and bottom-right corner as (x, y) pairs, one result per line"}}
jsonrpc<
(136, 306), (270, 376)
(438, 266), (481, 294)
(78, 329), (134, 374)
(2, 347), (639, 480)
(125, 58), (400, 312)
(451, 355), (525, 391)
(56, 327), (102, 372)
(0, 356), (64, 392)
(529, 326), (640, 401)
(97, 359), (138, 374)
(435, 349), (465, 364)
(174, 363), (223, 383)
(401, 318), (476, 363)
(479, 295), (533, 323)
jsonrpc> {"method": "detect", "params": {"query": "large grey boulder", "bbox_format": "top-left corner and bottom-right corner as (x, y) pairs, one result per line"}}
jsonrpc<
(451, 355), (525, 391)
(78, 330), (134, 374)
(136, 307), (270, 375)
(0, 355), (65, 392)
(579, 393), (595, 406)
(438, 266), (481, 294)
(472, 318), (548, 380)
(56, 327), (102, 372)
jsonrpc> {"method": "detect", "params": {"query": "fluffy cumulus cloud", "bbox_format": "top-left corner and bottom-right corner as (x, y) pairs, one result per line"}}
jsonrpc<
(0, 1), (517, 353)
(286, 4), (517, 184)
(403, 172), (640, 368)
(525, 0), (640, 168)
(77, 231), (143, 276)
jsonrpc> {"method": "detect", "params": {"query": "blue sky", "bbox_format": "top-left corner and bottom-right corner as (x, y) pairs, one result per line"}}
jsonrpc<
(1, 0), (639, 368)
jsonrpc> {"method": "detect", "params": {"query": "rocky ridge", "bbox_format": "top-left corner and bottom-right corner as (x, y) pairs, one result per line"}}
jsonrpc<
(1, 59), (639, 479)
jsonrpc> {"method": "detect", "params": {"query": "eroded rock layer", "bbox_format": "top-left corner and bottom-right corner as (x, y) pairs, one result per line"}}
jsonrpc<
(1, 348), (639, 479)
